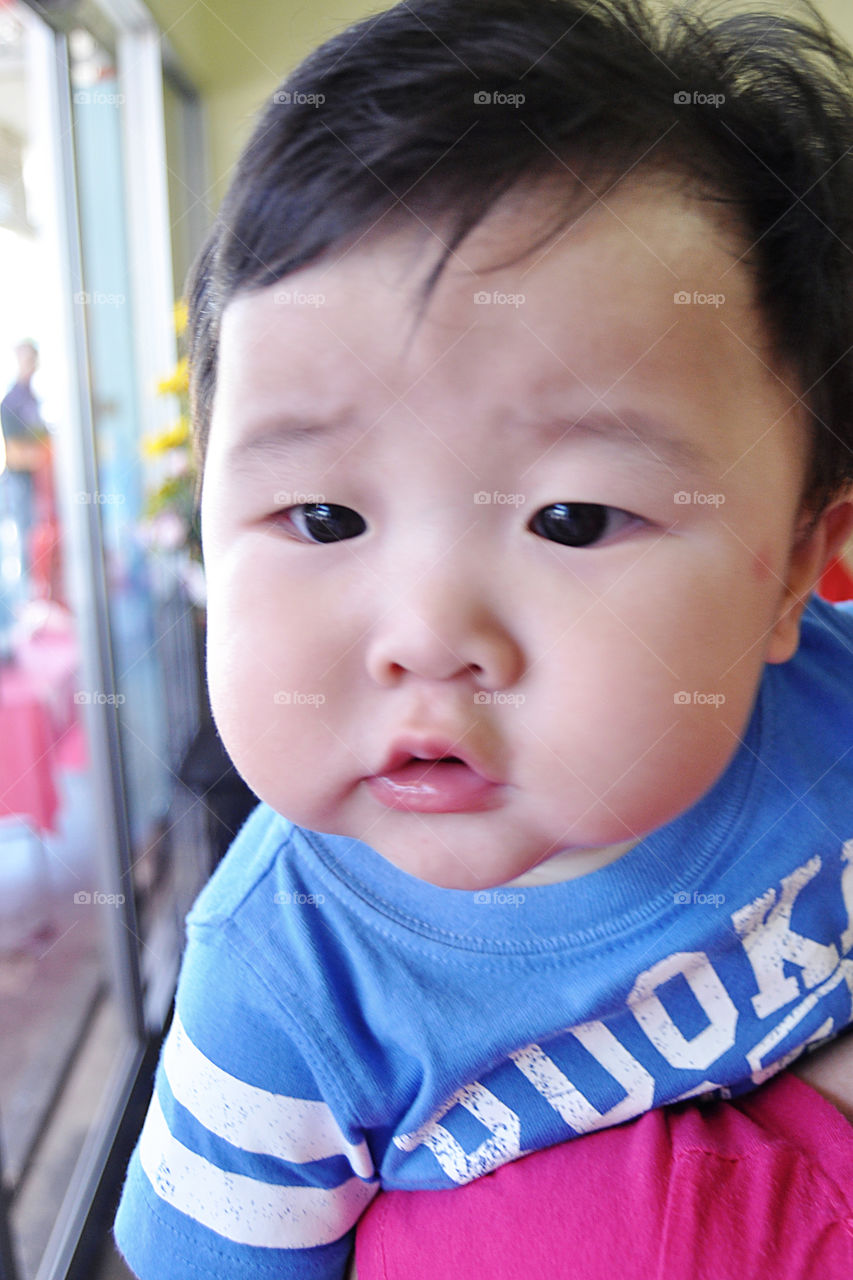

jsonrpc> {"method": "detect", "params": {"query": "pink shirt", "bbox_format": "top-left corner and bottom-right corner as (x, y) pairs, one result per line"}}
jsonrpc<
(356, 1073), (853, 1279)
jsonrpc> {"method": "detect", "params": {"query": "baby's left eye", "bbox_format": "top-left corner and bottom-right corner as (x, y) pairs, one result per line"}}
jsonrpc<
(528, 502), (641, 548)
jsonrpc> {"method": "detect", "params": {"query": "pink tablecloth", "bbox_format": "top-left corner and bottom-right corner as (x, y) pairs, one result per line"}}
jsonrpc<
(0, 625), (86, 831)
(0, 662), (60, 831)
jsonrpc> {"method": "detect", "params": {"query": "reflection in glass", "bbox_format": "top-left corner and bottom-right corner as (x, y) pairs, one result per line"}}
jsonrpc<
(0, 3), (237, 1273)
(0, 7), (127, 1276)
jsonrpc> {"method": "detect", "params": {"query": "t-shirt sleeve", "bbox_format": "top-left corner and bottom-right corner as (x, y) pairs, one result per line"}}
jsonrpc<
(113, 927), (378, 1280)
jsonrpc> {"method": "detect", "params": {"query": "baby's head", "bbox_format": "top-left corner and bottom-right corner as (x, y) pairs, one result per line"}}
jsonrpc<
(192, 0), (853, 890)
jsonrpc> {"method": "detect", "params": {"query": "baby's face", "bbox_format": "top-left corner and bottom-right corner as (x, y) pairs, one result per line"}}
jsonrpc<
(202, 180), (812, 890)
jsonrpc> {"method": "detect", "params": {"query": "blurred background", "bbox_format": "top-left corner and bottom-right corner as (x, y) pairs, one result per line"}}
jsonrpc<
(0, 2), (851, 1279)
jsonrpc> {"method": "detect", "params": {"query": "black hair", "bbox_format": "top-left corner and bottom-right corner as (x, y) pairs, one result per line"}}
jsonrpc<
(188, 0), (853, 515)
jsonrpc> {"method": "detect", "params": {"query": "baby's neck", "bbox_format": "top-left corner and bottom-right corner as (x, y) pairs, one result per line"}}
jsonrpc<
(504, 838), (640, 887)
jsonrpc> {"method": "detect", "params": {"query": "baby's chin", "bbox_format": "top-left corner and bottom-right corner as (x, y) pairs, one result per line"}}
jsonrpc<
(348, 829), (630, 893)
(285, 814), (535, 891)
(263, 794), (647, 891)
(373, 849), (634, 893)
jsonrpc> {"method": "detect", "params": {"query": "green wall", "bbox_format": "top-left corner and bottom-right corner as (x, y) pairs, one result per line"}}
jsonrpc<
(145, 1), (382, 210)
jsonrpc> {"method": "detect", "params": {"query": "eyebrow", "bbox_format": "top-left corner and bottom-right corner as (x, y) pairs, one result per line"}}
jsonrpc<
(529, 411), (718, 479)
(225, 411), (363, 472)
(225, 406), (717, 480)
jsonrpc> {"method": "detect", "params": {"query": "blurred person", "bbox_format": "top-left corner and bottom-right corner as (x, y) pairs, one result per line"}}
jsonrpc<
(0, 339), (48, 583)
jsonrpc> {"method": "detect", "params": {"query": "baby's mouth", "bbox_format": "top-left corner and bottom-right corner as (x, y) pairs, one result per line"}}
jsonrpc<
(366, 755), (504, 814)
(384, 755), (462, 776)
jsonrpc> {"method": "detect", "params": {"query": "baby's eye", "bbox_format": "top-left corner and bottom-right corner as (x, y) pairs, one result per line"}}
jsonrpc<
(282, 503), (367, 543)
(528, 502), (640, 548)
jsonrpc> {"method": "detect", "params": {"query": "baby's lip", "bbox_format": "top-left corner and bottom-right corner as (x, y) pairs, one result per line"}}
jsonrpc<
(373, 734), (503, 785)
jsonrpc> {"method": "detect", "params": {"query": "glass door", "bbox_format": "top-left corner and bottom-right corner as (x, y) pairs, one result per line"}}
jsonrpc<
(0, 9), (127, 1275)
(0, 2), (212, 1276)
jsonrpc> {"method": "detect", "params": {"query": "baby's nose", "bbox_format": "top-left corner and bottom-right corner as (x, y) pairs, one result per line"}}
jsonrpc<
(363, 588), (523, 690)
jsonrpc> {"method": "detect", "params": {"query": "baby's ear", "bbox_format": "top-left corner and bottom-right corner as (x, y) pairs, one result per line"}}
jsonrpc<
(766, 492), (853, 664)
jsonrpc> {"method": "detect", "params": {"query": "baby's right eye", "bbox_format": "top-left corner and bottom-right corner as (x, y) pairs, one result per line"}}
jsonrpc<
(280, 503), (367, 543)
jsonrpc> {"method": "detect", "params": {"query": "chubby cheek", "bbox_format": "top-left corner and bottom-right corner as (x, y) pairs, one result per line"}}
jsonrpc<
(531, 671), (736, 846)
(529, 571), (775, 839)
(204, 555), (350, 821)
(529, 665), (710, 842)
(750, 545), (778, 585)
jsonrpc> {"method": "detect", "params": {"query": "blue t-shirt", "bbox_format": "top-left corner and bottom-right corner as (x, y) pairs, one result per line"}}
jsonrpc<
(115, 596), (853, 1279)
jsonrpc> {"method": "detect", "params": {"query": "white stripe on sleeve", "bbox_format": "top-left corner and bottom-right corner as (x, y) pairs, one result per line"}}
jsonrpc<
(163, 1012), (374, 1178)
(138, 1091), (377, 1248)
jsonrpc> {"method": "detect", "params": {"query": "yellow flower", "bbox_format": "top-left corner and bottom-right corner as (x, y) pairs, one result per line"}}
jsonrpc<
(142, 415), (191, 457)
(156, 355), (189, 398)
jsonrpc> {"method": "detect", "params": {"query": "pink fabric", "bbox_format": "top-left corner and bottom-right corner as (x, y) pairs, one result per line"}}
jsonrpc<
(356, 1073), (853, 1279)
(15, 624), (81, 731)
(0, 663), (60, 830)
(0, 624), (86, 829)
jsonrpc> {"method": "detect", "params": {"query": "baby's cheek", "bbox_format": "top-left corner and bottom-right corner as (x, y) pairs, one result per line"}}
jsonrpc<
(206, 592), (345, 811)
(205, 596), (275, 750)
(750, 545), (777, 584)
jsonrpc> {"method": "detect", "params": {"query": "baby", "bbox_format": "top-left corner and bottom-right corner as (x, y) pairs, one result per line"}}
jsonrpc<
(115, 1), (853, 1276)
